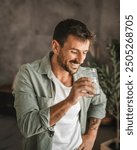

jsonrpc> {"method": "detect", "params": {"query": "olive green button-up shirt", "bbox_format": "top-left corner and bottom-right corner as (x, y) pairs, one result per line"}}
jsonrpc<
(13, 52), (107, 150)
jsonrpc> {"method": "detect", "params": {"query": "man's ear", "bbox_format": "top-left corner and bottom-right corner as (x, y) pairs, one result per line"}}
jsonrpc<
(52, 40), (60, 54)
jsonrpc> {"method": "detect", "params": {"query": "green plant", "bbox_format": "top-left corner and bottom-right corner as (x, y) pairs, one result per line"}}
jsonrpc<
(93, 40), (120, 119)
(93, 40), (120, 149)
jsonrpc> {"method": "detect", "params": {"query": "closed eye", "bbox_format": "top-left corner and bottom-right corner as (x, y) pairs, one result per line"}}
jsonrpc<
(70, 48), (88, 55)
(71, 50), (78, 54)
(83, 50), (88, 54)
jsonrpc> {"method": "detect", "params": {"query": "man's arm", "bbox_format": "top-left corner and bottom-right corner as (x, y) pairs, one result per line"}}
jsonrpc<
(50, 97), (72, 126)
(50, 77), (95, 126)
(86, 117), (101, 135)
(78, 117), (101, 150)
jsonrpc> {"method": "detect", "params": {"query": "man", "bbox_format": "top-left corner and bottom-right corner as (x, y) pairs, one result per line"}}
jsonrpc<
(13, 19), (107, 150)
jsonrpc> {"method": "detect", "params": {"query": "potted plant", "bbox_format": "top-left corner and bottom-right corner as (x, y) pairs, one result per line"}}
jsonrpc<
(91, 40), (120, 150)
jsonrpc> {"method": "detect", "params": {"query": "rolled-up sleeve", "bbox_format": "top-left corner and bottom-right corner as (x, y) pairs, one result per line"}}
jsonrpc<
(87, 88), (107, 119)
(13, 65), (51, 138)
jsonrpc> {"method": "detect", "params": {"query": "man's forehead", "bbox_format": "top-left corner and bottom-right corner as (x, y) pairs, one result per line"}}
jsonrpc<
(64, 35), (90, 46)
(66, 35), (90, 42)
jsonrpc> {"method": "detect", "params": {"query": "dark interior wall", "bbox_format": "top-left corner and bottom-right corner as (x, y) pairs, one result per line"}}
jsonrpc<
(0, 0), (120, 85)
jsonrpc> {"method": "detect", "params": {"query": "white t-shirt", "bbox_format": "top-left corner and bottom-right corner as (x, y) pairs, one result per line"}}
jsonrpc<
(51, 72), (82, 150)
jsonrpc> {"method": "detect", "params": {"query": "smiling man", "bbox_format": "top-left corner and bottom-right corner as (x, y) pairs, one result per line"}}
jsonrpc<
(13, 19), (107, 150)
(52, 35), (89, 74)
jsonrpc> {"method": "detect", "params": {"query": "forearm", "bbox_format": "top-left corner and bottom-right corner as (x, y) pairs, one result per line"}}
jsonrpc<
(78, 117), (101, 150)
(85, 117), (101, 143)
(50, 97), (73, 126)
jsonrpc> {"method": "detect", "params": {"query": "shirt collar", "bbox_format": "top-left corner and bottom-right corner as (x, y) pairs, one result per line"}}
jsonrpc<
(37, 52), (53, 79)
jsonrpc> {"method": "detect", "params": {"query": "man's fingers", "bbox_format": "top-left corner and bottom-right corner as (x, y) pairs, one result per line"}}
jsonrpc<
(77, 77), (91, 82)
(75, 80), (95, 89)
(78, 84), (96, 95)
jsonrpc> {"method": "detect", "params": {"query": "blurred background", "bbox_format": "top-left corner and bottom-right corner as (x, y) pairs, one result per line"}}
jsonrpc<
(0, 0), (119, 150)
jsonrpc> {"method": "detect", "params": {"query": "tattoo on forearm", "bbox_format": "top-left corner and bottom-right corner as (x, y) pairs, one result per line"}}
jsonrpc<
(87, 117), (101, 131)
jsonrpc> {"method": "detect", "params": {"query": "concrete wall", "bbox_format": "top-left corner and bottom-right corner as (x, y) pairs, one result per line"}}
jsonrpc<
(0, 0), (120, 85)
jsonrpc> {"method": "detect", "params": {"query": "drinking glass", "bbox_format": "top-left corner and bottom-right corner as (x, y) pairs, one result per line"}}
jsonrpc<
(80, 68), (100, 96)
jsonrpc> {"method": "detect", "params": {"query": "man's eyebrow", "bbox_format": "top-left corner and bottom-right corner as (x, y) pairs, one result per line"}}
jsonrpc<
(70, 48), (89, 51)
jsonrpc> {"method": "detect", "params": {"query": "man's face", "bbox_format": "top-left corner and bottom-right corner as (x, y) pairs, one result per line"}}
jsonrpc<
(55, 35), (90, 74)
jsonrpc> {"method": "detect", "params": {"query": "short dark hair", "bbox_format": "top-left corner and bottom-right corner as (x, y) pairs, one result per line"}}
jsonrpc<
(53, 19), (94, 47)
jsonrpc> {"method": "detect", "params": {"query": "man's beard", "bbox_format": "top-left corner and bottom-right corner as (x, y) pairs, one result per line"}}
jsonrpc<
(57, 53), (80, 75)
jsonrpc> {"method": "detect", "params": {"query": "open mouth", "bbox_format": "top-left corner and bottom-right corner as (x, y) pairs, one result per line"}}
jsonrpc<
(70, 62), (80, 69)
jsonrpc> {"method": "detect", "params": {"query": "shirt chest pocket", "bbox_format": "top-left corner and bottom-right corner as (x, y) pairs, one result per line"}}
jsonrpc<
(37, 96), (54, 109)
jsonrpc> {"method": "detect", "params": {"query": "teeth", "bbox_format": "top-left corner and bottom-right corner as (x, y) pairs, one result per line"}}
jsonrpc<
(81, 90), (87, 93)
(71, 63), (78, 67)
(71, 62), (78, 65)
